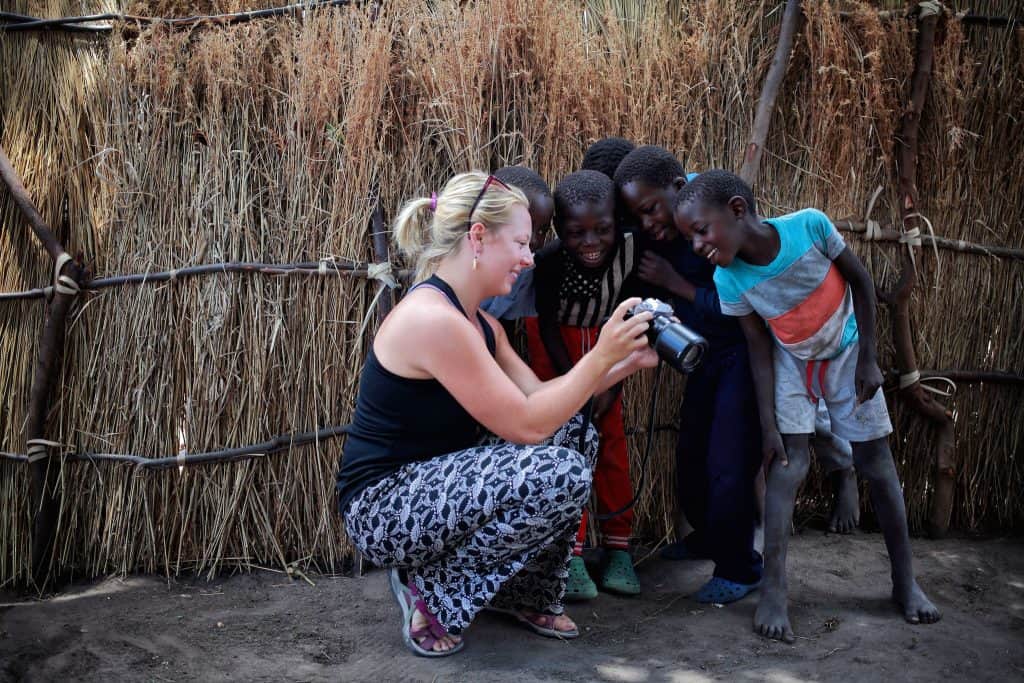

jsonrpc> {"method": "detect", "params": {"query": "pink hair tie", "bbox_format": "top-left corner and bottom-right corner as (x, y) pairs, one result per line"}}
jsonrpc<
(429, 191), (438, 212)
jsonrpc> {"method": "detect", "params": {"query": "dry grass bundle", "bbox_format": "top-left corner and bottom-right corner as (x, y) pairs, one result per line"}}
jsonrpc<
(1, 0), (1022, 585)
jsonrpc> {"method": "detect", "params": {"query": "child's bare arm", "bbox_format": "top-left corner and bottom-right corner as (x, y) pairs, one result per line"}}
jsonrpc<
(738, 312), (788, 469)
(538, 308), (574, 376)
(638, 251), (696, 301)
(832, 247), (884, 403)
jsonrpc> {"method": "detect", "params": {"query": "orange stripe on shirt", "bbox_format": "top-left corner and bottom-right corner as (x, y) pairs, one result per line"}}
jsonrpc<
(766, 264), (847, 345)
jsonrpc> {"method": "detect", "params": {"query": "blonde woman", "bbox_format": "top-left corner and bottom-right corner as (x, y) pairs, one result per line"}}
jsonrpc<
(337, 172), (657, 657)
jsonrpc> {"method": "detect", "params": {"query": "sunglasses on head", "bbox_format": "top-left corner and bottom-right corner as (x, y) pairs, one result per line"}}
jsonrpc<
(466, 174), (511, 231)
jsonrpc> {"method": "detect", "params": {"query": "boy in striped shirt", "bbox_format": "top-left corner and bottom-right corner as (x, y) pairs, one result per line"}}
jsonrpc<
(673, 170), (940, 642)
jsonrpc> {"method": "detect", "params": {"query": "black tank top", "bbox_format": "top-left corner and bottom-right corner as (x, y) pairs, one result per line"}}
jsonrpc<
(336, 275), (496, 515)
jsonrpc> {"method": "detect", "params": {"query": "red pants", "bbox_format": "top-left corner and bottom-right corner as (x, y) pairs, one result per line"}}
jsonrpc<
(524, 317), (634, 553)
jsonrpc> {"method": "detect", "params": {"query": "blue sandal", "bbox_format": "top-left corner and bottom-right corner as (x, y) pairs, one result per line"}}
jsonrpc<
(692, 576), (760, 604)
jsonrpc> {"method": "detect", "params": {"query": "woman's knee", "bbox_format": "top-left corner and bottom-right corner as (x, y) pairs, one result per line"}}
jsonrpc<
(518, 445), (592, 506)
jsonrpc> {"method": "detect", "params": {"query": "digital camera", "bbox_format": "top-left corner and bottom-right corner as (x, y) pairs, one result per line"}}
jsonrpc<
(628, 298), (708, 373)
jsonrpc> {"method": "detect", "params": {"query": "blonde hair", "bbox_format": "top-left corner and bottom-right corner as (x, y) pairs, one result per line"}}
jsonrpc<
(393, 171), (529, 282)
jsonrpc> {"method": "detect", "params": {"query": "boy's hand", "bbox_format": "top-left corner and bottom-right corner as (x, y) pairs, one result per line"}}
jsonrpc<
(762, 428), (788, 472)
(638, 252), (682, 290)
(854, 354), (884, 404)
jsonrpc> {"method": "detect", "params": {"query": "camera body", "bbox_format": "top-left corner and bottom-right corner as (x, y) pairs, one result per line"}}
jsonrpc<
(628, 298), (708, 373)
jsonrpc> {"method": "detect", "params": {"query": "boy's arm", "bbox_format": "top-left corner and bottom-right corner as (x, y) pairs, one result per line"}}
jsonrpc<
(534, 255), (574, 376)
(832, 247), (884, 403)
(638, 250), (732, 322)
(737, 313), (788, 470)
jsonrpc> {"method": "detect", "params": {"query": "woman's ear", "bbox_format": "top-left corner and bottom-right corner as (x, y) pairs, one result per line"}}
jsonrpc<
(468, 221), (487, 246)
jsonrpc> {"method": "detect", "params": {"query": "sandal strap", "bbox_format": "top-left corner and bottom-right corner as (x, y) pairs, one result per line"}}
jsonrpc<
(531, 614), (558, 629)
(409, 626), (438, 651)
(409, 583), (449, 639)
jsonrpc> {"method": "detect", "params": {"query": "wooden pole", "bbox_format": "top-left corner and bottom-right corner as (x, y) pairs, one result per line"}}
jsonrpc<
(368, 201), (394, 321)
(881, 3), (956, 538)
(739, 0), (802, 187)
(0, 143), (83, 586)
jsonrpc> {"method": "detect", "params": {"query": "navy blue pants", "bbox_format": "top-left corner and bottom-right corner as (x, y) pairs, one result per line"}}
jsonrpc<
(676, 346), (763, 585)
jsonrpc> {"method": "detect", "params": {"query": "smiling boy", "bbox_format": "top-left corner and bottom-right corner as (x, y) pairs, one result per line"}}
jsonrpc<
(527, 170), (641, 599)
(674, 169), (940, 642)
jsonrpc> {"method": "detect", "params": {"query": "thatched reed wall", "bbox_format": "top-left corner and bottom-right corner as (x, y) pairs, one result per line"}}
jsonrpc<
(1, 0), (1021, 585)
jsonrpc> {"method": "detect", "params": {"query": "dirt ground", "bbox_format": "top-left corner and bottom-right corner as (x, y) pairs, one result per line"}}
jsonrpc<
(2, 532), (1022, 682)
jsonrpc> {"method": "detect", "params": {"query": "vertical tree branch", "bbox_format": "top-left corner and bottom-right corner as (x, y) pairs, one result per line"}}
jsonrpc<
(0, 143), (82, 586)
(739, 0), (803, 187)
(0, 145), (67, 261)
(369, 201), (394, 321)
(887, 3), (956, 537)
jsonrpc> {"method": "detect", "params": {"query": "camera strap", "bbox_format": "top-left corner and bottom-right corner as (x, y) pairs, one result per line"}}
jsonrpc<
(590, 360), (665, 521)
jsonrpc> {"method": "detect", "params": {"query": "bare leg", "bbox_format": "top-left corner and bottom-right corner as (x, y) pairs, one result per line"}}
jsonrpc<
(754, 434), (810, 643)
(851, 437), (940, 624)
(811, 402), (859, 534)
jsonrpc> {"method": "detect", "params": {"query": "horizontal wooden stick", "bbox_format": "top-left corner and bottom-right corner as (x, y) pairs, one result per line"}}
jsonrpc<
(837, 219), (1024, 261)
(1, 424), (351, 469)
(0, 260), (410, 302)
(0, 0), (355, 32)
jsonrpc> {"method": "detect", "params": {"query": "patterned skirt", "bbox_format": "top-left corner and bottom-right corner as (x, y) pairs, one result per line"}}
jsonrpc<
(343, 414), (599, 635)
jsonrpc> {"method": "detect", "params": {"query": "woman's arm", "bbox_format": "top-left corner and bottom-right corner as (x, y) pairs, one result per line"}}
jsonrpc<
(489, 312), (654, 399)
(383, 295), (652, 444)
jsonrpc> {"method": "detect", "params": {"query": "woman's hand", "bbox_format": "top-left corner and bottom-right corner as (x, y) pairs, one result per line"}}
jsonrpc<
(595, 298), (654, 368)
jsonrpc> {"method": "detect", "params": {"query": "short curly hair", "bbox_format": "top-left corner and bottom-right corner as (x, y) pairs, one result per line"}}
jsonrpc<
(613, 145), (685, 190)
(581, 137), (636, 179)
(493, 165), (552, 202)
(553, 170), (615, 226)
(675, 169), (758, 216)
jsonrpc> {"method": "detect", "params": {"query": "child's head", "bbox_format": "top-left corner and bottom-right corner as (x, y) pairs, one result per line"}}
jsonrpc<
(581, 137), (636, 179)
(393, 171), (529, 282)
(613, 145), (687, 242)
(673, 169), (758, 267)
(494, 166), (554, 251)
(553, 170), (617, 271)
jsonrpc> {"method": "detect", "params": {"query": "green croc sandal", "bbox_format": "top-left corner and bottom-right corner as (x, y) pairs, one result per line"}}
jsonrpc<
(565, 556), (598, 601)
(599, 549), (641, 596)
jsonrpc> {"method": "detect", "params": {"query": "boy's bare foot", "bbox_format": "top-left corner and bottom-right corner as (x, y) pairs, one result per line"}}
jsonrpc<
(893, 582), (941, 624)
(754, 589), (795, 643)
(828, 467), (860, 534)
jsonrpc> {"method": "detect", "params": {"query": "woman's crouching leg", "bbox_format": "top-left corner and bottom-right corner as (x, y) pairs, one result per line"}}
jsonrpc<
(347, 440), (592, 635)
(411, 443), (592, 630)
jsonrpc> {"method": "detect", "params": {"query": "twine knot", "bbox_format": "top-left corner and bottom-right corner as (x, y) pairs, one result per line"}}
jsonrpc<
(368, 262), (398, 289)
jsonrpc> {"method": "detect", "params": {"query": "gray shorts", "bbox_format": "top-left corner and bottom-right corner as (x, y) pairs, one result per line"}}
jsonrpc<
(774, 341), (892, 443)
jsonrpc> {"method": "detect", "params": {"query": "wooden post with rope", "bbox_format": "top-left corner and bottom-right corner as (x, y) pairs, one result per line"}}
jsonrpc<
(0, 144), (84, 586)
(739, 0), (803, 188)
(881, 2), (956, 537)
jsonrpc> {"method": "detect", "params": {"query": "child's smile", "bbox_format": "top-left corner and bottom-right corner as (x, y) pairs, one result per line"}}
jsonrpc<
(619, 179), (683, 243)
(558, 198), (617, 271)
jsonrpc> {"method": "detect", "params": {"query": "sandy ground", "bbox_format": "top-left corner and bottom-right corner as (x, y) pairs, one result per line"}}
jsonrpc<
(2, 532), (1023, 682)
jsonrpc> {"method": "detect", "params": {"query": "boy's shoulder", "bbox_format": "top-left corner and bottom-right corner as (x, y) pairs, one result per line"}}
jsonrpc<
(770, 207), (834, 231)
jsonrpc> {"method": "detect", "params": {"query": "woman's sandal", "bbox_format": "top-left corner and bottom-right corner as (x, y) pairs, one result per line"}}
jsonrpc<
(487, 606), (580, 640)
(387, 568), (465, 657)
